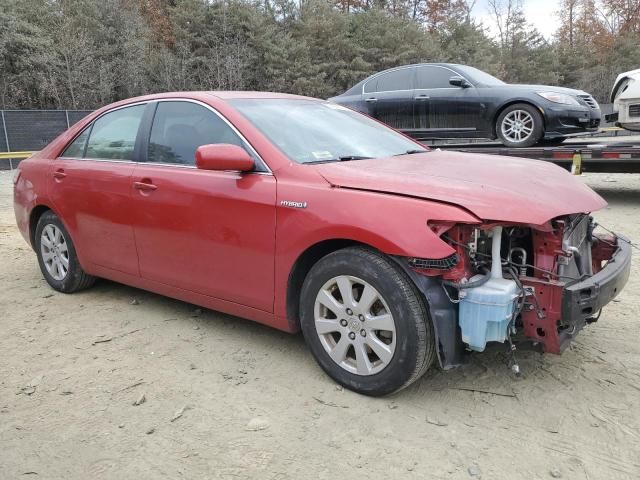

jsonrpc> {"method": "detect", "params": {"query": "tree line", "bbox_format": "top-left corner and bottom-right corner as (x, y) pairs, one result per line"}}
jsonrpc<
(1, 0), (639, 110)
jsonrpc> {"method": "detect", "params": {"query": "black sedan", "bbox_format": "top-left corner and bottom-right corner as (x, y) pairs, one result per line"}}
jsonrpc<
(329, 63), (601, 147)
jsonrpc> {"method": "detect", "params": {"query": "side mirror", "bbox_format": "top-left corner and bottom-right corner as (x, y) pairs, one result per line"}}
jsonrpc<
(195, 144), (254, 172)
(449, 76), (470, 88)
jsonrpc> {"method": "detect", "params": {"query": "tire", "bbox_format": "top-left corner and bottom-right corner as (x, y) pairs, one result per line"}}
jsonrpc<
(35, 210), (95, 293)
(299, 247), (435, 396)
(496, 103), (544, 148)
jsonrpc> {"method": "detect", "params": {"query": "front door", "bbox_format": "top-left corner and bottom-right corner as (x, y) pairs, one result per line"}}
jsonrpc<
(47, 103), (147, 275)
(413, 65), (482, 139)
(130, 100), (277, 312)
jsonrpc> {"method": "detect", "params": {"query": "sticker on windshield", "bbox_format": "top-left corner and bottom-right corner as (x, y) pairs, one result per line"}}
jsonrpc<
(311, 151), (334, 160)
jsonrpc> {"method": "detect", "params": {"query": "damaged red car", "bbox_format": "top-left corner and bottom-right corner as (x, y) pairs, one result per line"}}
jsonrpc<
(14, 92), (631, 396)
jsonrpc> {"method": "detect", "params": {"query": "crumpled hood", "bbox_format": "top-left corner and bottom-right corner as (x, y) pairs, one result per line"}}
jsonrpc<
(314, 151), (607, 225)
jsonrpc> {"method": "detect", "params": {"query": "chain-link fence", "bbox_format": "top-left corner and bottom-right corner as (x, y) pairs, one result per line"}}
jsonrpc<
(1, 109), (93, 153)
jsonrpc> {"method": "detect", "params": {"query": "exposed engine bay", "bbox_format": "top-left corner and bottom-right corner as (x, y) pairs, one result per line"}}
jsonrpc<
(405, 215), (631, 370)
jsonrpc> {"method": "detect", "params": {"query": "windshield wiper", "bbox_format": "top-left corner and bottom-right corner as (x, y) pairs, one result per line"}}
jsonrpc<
(304, 155), (372, 164)
(337, 155), (373, 161)
(394, 149), (428, 156)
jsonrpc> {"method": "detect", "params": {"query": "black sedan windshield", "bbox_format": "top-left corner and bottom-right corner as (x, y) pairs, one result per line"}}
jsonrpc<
(456, 66), (505, 86)
(230, 99), (426, 164)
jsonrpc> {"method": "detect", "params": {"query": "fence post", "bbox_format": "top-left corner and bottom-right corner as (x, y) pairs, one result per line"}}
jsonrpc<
(1, 110), (9, 153)
(65, 110), (70, 129)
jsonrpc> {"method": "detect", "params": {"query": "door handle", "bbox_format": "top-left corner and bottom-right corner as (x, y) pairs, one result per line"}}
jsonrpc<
(415, 95), (430, 101)
(53, 169), (67, 180)
(365, 97), (378, 103)
(133, 181), (158, 192)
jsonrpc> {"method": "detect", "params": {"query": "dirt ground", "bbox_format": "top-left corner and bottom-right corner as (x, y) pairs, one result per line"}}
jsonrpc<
(0, 170), (638, 480)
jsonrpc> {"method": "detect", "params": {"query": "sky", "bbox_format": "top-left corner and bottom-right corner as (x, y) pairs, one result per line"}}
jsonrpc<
(472, 0), (562, 39)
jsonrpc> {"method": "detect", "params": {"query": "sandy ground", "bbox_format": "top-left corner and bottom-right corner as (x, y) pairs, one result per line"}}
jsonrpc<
(0, 170), (639, 480)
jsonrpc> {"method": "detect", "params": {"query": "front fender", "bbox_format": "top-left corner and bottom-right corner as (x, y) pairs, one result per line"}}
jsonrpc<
(272, 183), (480, 323)
(280, 185), (479, 258)
(392, 256), (464, 369)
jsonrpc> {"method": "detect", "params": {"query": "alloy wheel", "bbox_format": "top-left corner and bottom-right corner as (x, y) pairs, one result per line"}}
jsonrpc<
(40, 224), (69, 281)
(313, 275), (396, 376)
(501, 109), (534, 143)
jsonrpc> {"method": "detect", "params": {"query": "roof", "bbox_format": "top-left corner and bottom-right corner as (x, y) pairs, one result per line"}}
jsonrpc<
(208, 91), (317, 101)
(84, 91), (323, 120)
(94, 91), (320, 113)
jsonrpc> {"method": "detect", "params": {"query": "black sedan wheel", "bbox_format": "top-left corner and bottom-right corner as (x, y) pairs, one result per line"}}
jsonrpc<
(496, 103), (544, 148)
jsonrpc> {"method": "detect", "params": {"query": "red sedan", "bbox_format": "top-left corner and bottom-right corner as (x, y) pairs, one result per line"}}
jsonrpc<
(13, 92), (630, 396)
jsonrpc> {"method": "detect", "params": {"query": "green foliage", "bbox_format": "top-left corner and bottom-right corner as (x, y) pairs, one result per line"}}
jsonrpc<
(437, 21), (495, 72)
(0, 0), (637, 108)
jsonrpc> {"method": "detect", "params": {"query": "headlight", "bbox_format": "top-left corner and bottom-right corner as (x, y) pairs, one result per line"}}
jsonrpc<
(536, 91), (581, 106)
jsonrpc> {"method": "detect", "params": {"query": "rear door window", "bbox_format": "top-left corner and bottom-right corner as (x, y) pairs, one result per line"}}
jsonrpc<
(364, 68), (414, 93)
(84, 104), (146, 160)
(147, 101), (246, 165)
(415, 66), (454, 89)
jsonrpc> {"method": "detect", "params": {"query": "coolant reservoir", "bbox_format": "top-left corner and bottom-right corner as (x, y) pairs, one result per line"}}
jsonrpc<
(458, 226), (519, 352)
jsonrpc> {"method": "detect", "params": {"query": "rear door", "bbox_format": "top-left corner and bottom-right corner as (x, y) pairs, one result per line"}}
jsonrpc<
(362, 67), (415, 133)
(413, 65), (482, 138)
(48, 103), (147, 275)
(130, 100), (277, 312)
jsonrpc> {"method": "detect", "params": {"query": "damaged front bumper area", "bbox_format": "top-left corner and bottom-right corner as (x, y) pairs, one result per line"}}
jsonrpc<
(403, 217), (632, 369)
(518, 232), (631, 354)
(558, 237), (631, 348)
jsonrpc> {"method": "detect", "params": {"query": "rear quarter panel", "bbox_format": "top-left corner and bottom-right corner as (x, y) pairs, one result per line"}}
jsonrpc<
(13, 104), (102, 248)
(13, 153), (53, 247)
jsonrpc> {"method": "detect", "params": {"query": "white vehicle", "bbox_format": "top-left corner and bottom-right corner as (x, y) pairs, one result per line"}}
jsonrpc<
(608, 68), (640, 131)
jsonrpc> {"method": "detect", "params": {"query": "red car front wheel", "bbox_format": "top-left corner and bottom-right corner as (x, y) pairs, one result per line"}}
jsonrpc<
(300, 247), (436, 396)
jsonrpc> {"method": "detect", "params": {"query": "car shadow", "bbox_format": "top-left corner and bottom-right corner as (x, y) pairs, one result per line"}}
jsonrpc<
(81, 278), (594, 403)
(84, 277), (311, 354)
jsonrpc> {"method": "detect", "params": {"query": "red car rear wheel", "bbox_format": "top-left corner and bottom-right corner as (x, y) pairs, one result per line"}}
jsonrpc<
(35, 211), (95, 293)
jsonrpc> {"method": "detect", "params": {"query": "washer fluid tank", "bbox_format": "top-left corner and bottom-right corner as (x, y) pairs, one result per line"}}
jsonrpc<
(458, 226), (519, 352)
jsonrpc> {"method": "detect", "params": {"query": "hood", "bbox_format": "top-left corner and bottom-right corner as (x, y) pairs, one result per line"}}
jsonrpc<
(495, 84), (589, 96)
(314, 151), (606, 225)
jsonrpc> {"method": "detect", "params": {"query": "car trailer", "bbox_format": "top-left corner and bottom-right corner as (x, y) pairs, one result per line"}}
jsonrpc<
(3, 138), (640, 174)
(431, 139), (640, 174)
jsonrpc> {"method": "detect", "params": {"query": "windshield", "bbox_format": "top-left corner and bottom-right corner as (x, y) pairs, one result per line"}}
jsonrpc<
(229, 99), (426, 164)
(455, 66), (505, 86)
